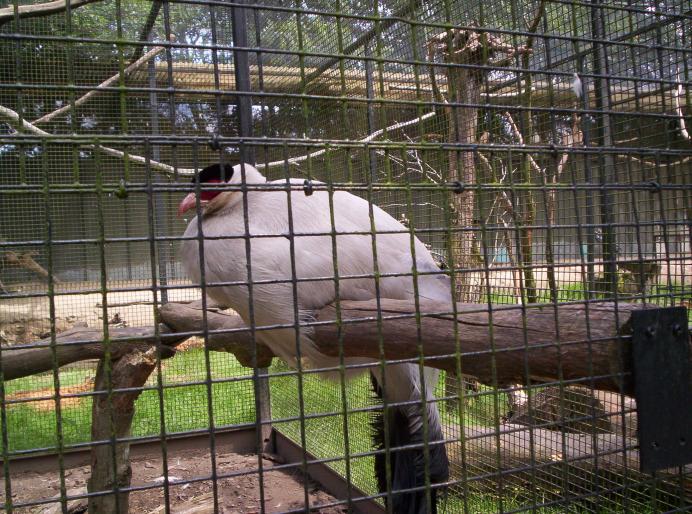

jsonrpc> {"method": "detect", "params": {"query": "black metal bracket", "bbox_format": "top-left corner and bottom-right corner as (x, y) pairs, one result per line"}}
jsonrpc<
(631, 307), (692, 473)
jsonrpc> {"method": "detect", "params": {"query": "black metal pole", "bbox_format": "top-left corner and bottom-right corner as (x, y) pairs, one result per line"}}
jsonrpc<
(149, 49), (169, 304)
(231, 0), (254, 166)
(364, 41), (377, 182)
(590, 0), (618, 298)
(231, 0), (272, 461)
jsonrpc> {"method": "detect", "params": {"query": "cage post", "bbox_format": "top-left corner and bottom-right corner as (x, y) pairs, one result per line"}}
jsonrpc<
(148, 52), (169, 304)
(231, 0), (272, 449)
(590, 0), (618, 297)
(364, 41), (377, 181)
(231, 0), (254, 165)
(576, 64), (597, 297)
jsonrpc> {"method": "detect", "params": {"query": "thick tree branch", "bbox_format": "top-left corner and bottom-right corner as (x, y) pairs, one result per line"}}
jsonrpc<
(312, 300), (671, 395)
(157, 301), (275, 368)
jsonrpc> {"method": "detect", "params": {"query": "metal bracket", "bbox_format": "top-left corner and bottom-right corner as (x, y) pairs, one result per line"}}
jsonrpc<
(631, 307), (692, 473)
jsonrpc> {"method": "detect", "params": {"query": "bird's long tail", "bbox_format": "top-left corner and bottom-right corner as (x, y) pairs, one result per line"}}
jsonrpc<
(370, 365), (449, 514)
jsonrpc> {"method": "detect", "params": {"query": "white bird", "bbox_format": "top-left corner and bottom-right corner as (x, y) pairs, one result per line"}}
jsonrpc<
(572, 72), (583, 99)
(178, 163), (450, 513)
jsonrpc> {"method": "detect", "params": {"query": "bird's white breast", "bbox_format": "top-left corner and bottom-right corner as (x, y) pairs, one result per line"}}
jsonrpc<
(179, 181), (451, 367)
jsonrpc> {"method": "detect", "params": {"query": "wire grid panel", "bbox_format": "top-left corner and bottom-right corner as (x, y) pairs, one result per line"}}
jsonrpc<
(0, 0), (691, 513)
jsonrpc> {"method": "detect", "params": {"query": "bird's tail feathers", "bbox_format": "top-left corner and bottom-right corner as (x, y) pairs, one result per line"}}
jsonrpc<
(370, 371), (449, 514)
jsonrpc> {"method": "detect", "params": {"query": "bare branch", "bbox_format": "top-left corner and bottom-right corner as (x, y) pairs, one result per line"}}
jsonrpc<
(673, 77), (690, 140)
(0, 103), (191, 176)
(33, 46), (165, 126)
(504, 111), (544, 176)
(255, 111), (437, 170)
(477, 151), (516, 217)
(0, 0), (104, 25)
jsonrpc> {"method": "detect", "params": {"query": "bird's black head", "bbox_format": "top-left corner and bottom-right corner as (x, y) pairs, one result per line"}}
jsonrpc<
(192, 163), (235, 184)
(178, 163), (235, 216)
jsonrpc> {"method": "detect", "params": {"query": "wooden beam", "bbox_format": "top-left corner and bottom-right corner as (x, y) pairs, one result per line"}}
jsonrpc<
(127, 63), (684, 111)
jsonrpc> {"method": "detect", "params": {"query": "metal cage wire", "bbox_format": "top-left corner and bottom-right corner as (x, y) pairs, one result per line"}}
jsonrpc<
(0, 0), (690, 513)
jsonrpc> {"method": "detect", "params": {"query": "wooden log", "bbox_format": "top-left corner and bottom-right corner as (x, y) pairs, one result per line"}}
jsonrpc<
(0, 326), (181, 380)
(2, 250), (62, 283)
(157, 301), (275, 368)
(87, 348), (158, 514)
(506, 385), (621, 434)
(446, 423), (690, 489)
(312, 300), (690, 396)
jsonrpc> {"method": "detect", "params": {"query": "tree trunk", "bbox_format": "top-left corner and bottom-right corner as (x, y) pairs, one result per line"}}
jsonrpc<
(446, 41), (483, 302)
(87, 349), (159, 514)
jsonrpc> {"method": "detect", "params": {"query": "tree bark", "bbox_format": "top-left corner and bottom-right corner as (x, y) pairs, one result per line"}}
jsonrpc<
(87, 349), (158, 514)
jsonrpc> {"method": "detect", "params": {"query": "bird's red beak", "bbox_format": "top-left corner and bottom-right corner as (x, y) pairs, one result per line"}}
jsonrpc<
(177, 192), (199, 217)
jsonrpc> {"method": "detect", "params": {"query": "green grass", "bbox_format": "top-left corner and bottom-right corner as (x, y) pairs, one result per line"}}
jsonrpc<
(269, 363), (376, 495)
(2, 348), (256, 453)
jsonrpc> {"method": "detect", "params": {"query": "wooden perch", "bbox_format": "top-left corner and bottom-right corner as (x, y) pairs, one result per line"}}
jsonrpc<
(312, 300), (684, 395)
(0, 326), (182, 380)
(163, 299), (688, 396)
(7, 301), (688, 398)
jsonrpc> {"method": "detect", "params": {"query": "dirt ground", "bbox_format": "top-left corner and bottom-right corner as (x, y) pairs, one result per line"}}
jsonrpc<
(4, 450), (348, 514)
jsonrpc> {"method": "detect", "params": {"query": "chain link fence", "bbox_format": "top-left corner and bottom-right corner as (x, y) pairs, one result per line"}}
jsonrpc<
(1, 0), (690, 512)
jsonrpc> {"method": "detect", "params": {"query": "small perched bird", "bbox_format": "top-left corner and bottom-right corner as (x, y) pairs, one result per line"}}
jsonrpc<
(178, 163), (450, 513)
(572, 72), (583, 99)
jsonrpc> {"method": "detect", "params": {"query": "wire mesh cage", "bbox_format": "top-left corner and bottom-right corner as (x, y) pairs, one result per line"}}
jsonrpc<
(0, 0), (690, 513)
